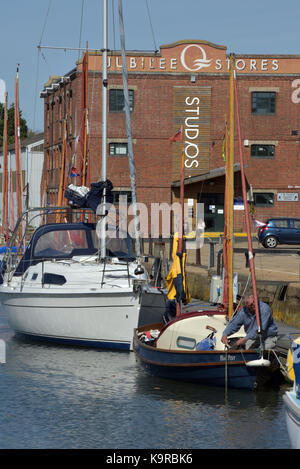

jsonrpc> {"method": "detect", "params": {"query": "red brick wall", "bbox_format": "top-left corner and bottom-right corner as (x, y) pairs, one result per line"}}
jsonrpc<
(42, 65), (300, 233)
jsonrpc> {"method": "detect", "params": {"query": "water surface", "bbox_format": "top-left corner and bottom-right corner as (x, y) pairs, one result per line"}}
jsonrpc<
(0, 310), (291, 449)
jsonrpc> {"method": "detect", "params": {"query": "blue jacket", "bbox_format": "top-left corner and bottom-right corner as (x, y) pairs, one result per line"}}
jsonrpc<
(223, 301), (278, 341)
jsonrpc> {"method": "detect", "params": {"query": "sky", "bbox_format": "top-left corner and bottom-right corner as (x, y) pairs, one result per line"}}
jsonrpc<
(1, 0), (300, 133)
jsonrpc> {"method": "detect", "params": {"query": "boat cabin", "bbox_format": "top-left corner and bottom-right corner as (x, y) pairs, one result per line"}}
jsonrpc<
(13, 222), (135, 276)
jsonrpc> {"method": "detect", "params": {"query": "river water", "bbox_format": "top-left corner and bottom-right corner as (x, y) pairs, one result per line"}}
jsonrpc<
(0, 309), (292, 450)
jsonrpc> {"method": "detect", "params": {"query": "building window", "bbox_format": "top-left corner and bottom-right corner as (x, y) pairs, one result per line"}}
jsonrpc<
(109, 142), (128, 156)
(251, 144), (275, 158)
(112, 191), (132, 204)
(251, 92), (276, 115)
(109, 89), (134, 112)
(253, 192), (274, 206)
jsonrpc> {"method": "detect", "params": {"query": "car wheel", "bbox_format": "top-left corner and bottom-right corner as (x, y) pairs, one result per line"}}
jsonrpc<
(263, 236), (278, 248)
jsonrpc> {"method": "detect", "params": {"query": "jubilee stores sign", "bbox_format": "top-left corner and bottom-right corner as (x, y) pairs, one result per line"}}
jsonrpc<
(97, 40), (296, 74)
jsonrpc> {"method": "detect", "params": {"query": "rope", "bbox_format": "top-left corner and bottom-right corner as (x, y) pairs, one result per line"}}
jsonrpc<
(270, 349), (291, 381)
(112, 0), (116, 50)
(145, 0), (159, 53)
(33, 0), (52, 131)
(78, 0), (85, 61)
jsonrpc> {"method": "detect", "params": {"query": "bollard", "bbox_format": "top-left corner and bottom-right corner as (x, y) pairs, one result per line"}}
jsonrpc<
(208, 242), (215, 269)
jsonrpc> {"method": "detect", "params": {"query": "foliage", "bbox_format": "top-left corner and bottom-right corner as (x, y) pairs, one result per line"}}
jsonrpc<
(0, 103), (28, 147)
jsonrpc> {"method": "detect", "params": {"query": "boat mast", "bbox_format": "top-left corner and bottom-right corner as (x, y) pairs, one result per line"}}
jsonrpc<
(1, 92), (8, 244)
(118, 0), (142, 268)
(227, 54), (235, 319)
(99, 0), (108, 259)
(233, 69), (263, 345)
(81, 41), (89, 188)
(222, 113), (229, 313)
(56, 119), (67, 222)
(14, 65), (24, 243)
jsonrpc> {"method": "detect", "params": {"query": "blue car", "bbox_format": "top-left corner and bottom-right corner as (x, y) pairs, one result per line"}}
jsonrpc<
(257, 218), (300, 248)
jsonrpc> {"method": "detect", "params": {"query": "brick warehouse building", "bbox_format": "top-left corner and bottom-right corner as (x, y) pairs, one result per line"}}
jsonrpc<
(40, 40), (300, 234)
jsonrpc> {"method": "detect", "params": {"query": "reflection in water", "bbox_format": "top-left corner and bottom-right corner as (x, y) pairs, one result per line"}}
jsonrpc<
(0, 309), (291, 449)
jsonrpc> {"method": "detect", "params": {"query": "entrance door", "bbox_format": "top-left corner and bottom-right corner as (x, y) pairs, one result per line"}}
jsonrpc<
(197, 193), (224, 232)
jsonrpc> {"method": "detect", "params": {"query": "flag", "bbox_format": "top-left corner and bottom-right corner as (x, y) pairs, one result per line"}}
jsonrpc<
(70, 167), (80, 178)
(169, 125), (183, 142)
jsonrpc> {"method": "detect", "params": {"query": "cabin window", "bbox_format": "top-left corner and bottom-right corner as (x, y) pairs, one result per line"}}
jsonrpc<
(109, 89), (134, 112)
(176, 336), (196, 350)
(251, 92), (276, 115)
(109, 142), (128, 156)
(251, 144), (275, 158)
(34, 229), (88, 257)
(253, 192), (274, 206)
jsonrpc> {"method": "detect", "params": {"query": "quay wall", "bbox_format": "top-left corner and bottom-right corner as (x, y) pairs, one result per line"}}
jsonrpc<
(186, 267), (300, 328)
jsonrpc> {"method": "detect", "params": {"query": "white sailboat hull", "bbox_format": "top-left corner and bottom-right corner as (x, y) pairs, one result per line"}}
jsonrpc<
(0, 288), (141, 350)
(0, 254), (165, 351)
(284, 390), (300, 449)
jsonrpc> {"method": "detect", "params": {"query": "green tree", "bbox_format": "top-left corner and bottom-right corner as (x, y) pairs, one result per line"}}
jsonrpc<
(0, 103), (28, 147)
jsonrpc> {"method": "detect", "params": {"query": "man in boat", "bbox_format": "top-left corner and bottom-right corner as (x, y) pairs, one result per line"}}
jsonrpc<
(221, 294), (278, 350)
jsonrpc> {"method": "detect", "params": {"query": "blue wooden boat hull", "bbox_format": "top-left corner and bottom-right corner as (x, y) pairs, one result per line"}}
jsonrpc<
(133, 333), (260, 390)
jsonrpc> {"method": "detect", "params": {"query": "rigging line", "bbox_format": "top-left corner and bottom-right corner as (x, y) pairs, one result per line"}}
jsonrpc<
(78, 0), (85, 61)
(112, 0), (116, 51)
(33, 0), (52, 132)
(38, 0), (52, 46)
(33, 49), (41, 132)
(145, 0), (159, 53)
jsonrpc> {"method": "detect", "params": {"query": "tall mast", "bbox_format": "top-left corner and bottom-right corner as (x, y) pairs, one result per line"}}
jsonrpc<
(234, 70), (262, 344)
(100, 0), (108, 259)
(222, 114), (229, 313)
(81, 41), (89, 187)
(56, 119), (67, 222)
(2, 92), (8, 243)
(118, 0), (142, 267)
(227, 55), (235, 319)
(14, 65), (24, 241)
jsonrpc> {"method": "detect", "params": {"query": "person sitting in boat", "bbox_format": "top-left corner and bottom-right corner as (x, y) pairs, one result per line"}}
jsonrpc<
(221, 294), (278, 350)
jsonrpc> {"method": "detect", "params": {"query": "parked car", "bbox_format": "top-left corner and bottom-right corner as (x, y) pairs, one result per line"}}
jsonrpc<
(257, 218), (300, 248)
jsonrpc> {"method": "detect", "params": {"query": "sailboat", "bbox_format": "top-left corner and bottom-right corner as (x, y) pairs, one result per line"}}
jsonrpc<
(0, 0), (165, 351)
(133, 55), (274, 390)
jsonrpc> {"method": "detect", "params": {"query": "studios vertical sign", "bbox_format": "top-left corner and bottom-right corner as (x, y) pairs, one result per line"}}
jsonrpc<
(172, 86), (211, 180)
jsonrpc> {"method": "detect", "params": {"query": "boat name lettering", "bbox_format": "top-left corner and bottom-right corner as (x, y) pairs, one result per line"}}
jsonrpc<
(220, 354), (236, 361)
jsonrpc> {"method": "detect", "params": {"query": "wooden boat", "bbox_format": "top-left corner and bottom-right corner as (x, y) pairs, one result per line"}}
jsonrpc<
(133, 55), (274, 390)
(133, 313), (260, 390)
